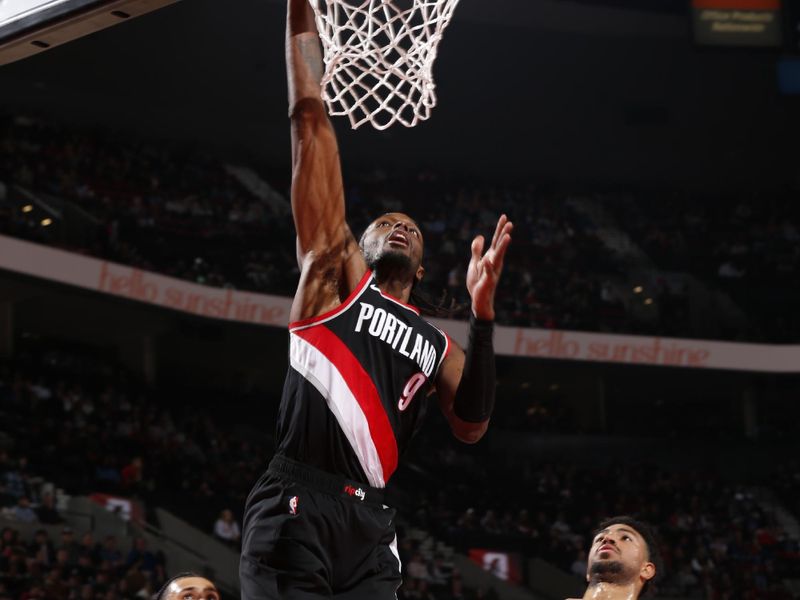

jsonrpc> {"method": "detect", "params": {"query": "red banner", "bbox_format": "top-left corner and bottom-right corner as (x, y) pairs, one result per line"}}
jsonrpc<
(89, 493), (144, 523)
(468, 549), (522, 584)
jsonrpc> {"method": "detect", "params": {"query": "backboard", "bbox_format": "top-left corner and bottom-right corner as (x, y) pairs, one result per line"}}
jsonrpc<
(0, 0), (180, 66)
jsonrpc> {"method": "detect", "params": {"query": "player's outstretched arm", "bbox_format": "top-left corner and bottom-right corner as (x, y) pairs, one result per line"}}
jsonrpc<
(286, 0), (365, 320)
(435, 215), (513, 443)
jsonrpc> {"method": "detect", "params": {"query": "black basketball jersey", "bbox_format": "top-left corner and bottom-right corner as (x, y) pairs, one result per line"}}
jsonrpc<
(275, 270), (451, 488)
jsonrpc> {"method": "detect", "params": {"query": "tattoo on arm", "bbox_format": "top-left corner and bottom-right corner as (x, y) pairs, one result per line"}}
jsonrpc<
(297, 37), (324, 84)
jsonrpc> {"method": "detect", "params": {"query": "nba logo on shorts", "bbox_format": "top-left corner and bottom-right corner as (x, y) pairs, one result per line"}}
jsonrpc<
(288, 496), (298, 515)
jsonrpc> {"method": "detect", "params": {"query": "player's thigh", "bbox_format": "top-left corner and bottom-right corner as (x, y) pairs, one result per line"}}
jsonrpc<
(333, 541), (401, 600)
(241, 475), (333, 599)
(240, 545), (332, 600)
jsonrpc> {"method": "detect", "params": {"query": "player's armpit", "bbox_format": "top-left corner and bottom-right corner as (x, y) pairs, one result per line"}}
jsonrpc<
(289, 233), (367, 322)
(435, 344), (490, 444)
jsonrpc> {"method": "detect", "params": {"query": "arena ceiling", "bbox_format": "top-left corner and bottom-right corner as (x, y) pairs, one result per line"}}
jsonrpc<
(0, 0), (796, 191)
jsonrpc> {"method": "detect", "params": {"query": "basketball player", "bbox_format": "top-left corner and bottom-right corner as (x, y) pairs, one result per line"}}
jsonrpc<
(569, 516), (660, 600)
(238, 0), (512, 598)
(152, 573), (220, 600)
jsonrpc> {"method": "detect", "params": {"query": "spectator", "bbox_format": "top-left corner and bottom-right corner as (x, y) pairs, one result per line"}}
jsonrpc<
(212, 508), (241, 546)
(428, 554), (451, 590)
(27, 529), (55, 567)
(11, 497), (37, 523)
(480, 509), (503, 535)
(450, 569), (467, 600)
(570, 549), (588, 578)
(58, 527), (81, 566)
(34, 492), (62, 524)
(2, 457), (30, 501)
(126, 536), (165, 583)
(406, 551), (430, 582)
(98, 535), (124, 569)
(79, 531), (101, 566)
(121, 457), (144, 493)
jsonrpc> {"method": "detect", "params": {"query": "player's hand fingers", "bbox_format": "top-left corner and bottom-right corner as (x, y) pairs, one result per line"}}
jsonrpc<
(490, 214), (507, 249)
(492, 233), (512, 273)
(471, 235), (485, 264)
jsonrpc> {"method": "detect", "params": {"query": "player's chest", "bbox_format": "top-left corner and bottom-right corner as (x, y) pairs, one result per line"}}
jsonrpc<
(338, 297), (442, 379)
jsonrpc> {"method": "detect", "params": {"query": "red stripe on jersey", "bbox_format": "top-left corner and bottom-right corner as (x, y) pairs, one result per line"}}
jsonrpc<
(293, 325), (399, 482)
(289, 269), (373, 331)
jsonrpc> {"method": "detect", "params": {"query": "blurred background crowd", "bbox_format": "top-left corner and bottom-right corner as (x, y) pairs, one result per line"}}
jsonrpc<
(2, 115), (798, 343)
(1, 337), (799, 598)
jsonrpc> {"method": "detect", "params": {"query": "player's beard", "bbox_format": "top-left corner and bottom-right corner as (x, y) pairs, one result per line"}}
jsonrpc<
(588, 560), (633, 586)
(365, 245), (414, 278)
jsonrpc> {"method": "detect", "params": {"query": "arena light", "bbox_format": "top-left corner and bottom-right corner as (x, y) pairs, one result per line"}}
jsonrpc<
(40, 217), (52, 226)
(21, 204), (33, 213)
(633, 285), (643, 294)
(644, 297), (654, 305)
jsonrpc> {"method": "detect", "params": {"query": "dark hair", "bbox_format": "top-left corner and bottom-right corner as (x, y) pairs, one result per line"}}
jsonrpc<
(410, 286), (466, 318)
(152, 572), (205, 600)
(593, 516), (662, 597)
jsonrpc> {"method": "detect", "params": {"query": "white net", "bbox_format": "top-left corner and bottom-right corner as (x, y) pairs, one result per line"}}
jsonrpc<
(308, 0), (460, 130)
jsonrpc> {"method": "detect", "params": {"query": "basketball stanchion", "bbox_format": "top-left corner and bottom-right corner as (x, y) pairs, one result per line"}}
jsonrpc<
(307, 0), (461, 130)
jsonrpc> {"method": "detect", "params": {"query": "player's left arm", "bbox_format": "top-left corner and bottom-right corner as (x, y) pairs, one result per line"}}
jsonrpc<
(435, 215), (513, 444)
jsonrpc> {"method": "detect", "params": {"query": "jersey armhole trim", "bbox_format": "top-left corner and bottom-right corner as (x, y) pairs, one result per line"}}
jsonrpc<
(289, 269), (373, 331)
(433, 326), (451, 377)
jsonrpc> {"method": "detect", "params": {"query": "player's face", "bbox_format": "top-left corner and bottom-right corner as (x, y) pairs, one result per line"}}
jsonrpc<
(361, 213), (425, 279)
(165, 577), (220, 600)
(586, 524), (655, 586)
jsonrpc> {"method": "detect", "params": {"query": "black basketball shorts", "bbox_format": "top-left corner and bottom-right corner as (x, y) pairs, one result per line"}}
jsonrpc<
(240, 455), (401, 600)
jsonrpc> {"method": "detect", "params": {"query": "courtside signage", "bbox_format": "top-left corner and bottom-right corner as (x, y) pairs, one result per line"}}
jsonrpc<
(0, 233), (290, 325)
(2, 234), (799, 373)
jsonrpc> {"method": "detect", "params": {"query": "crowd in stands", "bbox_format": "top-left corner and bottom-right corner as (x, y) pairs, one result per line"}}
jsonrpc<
(2, 342), (800, 598)
(3, 114), (799, 342)
(0, 114), (298, 296)
(402, 427), (800, 600)
(0, 346), (481, 599)
(0, 519), (165, 599)
(607, 193), (800, 342)
(0, 347), (270, 539)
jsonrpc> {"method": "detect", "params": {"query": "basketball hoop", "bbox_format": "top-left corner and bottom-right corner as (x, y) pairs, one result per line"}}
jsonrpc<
(307, 0), (460, 130)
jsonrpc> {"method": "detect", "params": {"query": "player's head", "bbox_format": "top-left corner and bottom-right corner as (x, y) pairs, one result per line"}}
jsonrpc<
(152, 573), (219, 600)
(586, 516), (660, 597)
(359, 213), (425, 285)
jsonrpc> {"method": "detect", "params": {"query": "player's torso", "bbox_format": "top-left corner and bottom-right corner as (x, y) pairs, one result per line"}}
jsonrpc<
(276, 270), (450, 488)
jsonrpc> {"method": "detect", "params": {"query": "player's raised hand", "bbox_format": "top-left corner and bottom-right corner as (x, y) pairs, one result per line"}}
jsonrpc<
(466, 214), (513, 321)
